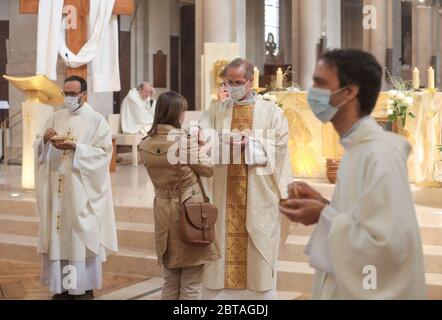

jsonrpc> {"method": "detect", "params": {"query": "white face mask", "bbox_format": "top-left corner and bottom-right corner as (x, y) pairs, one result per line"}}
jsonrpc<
(227, 83), (249, 102)
(64, 96), (81, 112)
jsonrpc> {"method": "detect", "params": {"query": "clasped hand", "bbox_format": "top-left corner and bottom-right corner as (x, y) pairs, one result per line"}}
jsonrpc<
(279, 182), (330, 226)
(43, 128), (76, 151)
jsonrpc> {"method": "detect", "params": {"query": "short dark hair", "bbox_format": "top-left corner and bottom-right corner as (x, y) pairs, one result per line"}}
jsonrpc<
(226, 58), (254, 81)
(64, 75), (87, 92)
(147, 91), (188, 137)
(319, 49), (383, 116)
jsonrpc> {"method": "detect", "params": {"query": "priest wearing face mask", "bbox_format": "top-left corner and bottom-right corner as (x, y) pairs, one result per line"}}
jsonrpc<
(121, 82), (157, 136)
(34, 75), (118, 300)
(280, 49), (426, 299)
(199, 58), (293, 299)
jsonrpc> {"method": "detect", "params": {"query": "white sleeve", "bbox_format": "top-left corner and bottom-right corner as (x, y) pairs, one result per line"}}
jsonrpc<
(304, 205), (339, 275)
(245, 136), (267, 166)
(37, 137), (51, 163)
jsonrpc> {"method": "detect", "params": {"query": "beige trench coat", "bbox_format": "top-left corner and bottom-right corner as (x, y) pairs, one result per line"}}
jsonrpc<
(140, 124), (220, 269)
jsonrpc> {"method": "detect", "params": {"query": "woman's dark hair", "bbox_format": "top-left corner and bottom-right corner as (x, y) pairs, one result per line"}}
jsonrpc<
(319, 49), (383, 117)
(147, 91), (188, 137)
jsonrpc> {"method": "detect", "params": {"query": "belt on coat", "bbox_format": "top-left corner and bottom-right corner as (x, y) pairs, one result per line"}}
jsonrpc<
(154, 182), (200, 199)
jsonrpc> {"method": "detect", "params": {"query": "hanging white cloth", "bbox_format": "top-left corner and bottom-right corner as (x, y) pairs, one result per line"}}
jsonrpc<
(36, 0), (120, 93)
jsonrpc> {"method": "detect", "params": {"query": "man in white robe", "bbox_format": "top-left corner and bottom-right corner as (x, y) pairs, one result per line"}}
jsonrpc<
(199, 58), (293, 300)
(121, 82), (156, 136)
(280, 49), (426, 300)
(34, 76), (118, 300)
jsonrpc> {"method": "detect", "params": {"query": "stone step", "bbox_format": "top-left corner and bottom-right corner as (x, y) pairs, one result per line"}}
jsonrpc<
(0, 197), (154, 224)
(4, 213), (442, 268)
(277, 260), (442, 300)
(281, 235), (442, 274)
(0, 232), (162, 277)
(95, 277), (306, 300)
(1, 233), (442, 299)
(0, 213), (155, 251)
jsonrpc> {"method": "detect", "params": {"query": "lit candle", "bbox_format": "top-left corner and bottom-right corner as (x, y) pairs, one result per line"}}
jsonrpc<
(276, 68), (283, 89)
(413, 67), (420, 90)
(428, 66), (435, 89)
(253, 67), (260, 89)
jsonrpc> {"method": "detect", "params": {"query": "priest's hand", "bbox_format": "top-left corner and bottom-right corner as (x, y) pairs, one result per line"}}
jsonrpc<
(279, 199), (326, 226)
(217, 85), (230, 102)
(52, 141), (76, 151)
(43, 128), (57, 144)
(288, 182), (329, 205)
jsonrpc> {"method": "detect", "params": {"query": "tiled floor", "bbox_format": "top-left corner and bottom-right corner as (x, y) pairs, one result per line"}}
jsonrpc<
(0, 259), (147, 300)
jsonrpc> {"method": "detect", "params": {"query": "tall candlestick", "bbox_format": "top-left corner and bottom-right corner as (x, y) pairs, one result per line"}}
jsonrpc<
(413, 67), (420, 90)
(253, 67), (260, 89)
(276, 68), (283, 89)
(428, 67), (435, 89)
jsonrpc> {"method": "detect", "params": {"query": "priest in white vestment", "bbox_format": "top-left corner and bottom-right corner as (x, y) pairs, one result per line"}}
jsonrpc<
(199, 58), (293, 300)
(121, 82), (156, 136)
(280, 49), (426, 300)
(34, 76), (118, 300)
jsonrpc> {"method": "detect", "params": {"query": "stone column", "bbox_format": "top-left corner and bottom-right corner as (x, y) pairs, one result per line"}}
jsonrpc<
(387, 0), (402, 77)
(128, 0), (144, 88)
(232, 0), (246, 59)
(298, 0), (323, 88)
(204, 0), (232, 43)
(432, 4), (440, 87)
(413, 3), (433, 86)
(369, 0), (387, 73)
(439, 6), (442, 87)
(326, 0), (341, 49)
(196, 0), (248, 110)
(147, 0), (171, 95)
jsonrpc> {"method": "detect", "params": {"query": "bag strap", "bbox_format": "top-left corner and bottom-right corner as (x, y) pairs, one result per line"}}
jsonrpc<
(177, 135), (210, 205)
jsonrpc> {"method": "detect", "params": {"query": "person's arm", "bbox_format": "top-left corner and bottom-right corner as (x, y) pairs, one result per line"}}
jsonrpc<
(183, 135), (214, 178)
(305, 155), (422, 298)
(250, 103), (292, 199)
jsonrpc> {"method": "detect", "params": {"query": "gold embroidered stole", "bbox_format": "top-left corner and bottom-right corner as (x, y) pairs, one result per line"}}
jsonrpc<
(225, 103), (254, 289)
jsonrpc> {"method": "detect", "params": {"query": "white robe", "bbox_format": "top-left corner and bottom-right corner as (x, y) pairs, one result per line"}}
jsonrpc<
(121, 88), (156, 136)
(306, 117), (427, 300)
(34, 103), (118, 294)
(199, 98), (294, 298)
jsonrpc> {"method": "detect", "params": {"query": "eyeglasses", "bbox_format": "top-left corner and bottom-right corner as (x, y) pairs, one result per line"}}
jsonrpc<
(226, 79), (248, 87)
(62, 91), (85, 97)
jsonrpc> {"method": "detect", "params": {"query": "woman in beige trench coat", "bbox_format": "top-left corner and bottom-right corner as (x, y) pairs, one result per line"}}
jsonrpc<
(140, 91), (220, 300)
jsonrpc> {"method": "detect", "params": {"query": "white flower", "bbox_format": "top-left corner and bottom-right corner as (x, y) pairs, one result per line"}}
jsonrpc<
(269, 95), (278, 102)
(388, 90), (398, 98)
(386, 99), (394, 107)
(404, 97), (413, 106)
(396, 92), (405, 100)
(256, 94), (264, 100)
(262, 93), (271, 100)
(387, 108), (394, 115)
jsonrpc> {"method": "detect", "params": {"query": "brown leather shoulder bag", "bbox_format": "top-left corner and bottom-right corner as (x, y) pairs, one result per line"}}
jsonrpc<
(177, 155), (218, 247)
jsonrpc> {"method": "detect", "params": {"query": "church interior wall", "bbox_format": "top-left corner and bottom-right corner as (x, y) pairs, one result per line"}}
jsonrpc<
(0, 1), (9, 21)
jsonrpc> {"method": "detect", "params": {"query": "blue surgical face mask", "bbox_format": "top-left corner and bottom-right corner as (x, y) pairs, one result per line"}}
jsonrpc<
(227, 83), (248, 102)
(307, 87), (349, 123)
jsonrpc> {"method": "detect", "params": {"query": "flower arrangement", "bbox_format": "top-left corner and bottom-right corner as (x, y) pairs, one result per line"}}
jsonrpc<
(257, 93), (283, 108)
(385, 68), (416, 128)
